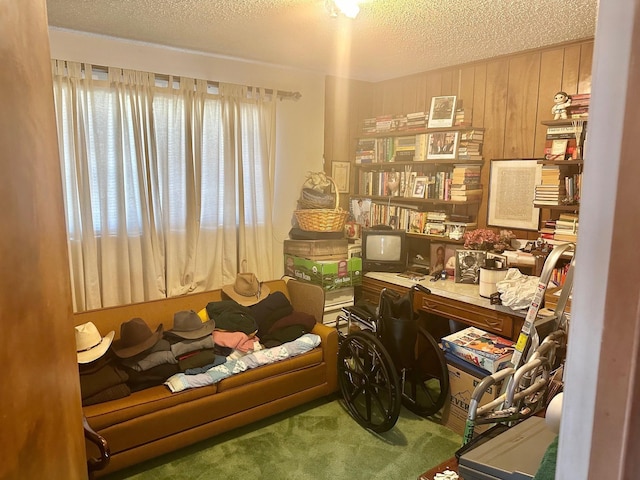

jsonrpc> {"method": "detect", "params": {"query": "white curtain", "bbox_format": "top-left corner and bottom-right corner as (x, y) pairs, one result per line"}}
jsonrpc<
(52, 60), (277, 311)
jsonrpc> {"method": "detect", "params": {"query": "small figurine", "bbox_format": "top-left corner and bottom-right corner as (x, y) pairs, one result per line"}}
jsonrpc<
(552, 91), (571, 120)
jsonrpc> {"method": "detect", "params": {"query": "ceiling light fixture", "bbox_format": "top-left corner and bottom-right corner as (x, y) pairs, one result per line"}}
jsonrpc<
(325, 0), (360, 19)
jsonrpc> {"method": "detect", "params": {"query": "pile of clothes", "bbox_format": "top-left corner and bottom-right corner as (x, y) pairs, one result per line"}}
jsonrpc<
(76, 273), (317, 406)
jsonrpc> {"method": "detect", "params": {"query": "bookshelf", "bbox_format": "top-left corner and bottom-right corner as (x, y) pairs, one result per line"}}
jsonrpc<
(535, 119), (586, 245)
(351, 115), (484, 271)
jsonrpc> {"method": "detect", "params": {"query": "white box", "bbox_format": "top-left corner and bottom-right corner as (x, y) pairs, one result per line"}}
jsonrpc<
(441, 326), (514, 374)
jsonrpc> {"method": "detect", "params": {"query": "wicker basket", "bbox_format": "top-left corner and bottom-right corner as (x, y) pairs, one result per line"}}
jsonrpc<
(294, 177), (348, 232)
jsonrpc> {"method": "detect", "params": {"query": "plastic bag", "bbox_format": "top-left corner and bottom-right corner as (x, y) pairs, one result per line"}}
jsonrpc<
(496, 268), (540, 310)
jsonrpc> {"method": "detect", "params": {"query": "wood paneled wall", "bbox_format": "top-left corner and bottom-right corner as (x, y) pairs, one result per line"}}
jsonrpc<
(325, 39), (594, 239)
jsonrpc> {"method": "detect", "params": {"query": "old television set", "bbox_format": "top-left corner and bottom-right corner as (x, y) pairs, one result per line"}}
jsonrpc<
(362, 226), (407, 273)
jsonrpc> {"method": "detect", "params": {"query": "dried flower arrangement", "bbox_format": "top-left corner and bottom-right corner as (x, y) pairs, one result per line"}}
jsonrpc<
(463, 228), (516, 252)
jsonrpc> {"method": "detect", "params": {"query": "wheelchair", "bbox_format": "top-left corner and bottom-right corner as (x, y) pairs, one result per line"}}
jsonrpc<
(336, 284), (449, 433)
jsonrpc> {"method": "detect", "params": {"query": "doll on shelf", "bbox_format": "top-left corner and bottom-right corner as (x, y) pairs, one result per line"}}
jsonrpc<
(552, 91), (571, 120)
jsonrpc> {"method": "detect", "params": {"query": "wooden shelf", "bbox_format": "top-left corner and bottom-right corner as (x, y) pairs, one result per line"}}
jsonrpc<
(541, 119), (588, 126)
(357, 125), (484, 139)
(534, 203), (580, 211)
(361, 195), (480, 206)
(406, 232), (464, 243)
(354, 158), (483, 168)
(537, 159), (583, 165)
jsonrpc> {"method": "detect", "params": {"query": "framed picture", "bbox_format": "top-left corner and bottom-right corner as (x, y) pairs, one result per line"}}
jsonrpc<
(486, 251), (508, 269)
(404, 171), (418, 198)
(488, 159), (542, 230)
(455, 249), (487, 284)
(350, 197), (372, 227)
(331, 162), (350, 193)
(412, 176), (428, 198)
(428, 95), (457, 128)
(427, 131), (459, 160)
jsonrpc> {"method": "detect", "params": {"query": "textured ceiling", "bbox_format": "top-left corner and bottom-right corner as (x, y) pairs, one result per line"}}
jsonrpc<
(46, 0), (598, 82)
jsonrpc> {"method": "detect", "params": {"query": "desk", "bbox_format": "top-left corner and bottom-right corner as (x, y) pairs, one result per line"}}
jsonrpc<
(361, 272), (525, 341)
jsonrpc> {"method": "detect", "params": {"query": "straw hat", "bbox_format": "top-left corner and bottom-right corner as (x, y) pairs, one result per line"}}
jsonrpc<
(75, 322), (115, 364)
(222, 272), (270, 307)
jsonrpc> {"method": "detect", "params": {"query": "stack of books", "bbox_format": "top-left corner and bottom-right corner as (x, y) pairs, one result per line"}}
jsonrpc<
(393, 136), (416, 161)
(361, 117), (377, 134)
(450, 165), (481, 201)
(553, 213), (579, 242)
(425, 211), (448, 236)
(567, 93), (590, 118)
(375, 115), (394, 133)
(454, 101), (473, 126)
(406, 112), (428, 130)
(544, 125), (576, 160)
(535, 165), (569, 205)
(355, 138), (376, 164)
(457, 130), (484, 160)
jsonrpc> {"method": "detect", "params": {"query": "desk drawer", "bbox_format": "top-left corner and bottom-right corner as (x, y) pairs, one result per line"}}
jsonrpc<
(419, 295), (514, 338)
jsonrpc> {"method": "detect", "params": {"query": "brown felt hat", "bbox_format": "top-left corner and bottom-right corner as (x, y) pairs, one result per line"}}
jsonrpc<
(111, 317), (164, 359)
(222, 272), (270, 307)
(168, 310), (215, 339)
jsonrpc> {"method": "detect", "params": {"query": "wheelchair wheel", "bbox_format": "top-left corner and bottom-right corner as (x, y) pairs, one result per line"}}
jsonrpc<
(400, 326), (449, 417)
(337, 330), (401, 433)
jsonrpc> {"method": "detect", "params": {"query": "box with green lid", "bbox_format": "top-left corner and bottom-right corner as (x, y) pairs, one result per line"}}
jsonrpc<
(284, 254), (362, 291)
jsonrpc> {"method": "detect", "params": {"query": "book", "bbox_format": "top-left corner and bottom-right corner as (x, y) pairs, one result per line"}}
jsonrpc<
(441, 326), (515, 374)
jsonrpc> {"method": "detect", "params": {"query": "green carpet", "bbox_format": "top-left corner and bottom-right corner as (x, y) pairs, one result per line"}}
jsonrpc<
(104, 393), (461, 480)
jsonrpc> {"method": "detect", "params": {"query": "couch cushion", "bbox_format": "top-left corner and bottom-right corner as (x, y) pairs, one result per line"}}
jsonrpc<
(84, 345), (323, 431)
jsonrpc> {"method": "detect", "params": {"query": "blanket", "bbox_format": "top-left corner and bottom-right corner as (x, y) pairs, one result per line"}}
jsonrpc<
(164, 333), (321, 393)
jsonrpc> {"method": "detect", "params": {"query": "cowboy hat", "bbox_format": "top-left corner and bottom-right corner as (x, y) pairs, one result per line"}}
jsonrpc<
(75, 322), (115, 364)
(111, 317), (164, 359)
(222, 272), (270, 307)
(167, 310), (215, 339)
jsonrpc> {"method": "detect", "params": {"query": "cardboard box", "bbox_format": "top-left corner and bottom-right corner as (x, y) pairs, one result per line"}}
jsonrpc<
(544, 286), (571, 313)
(283, 239), (348, 260)
(441, 326), (515, 374)
(283, 254), (362, 291)
(441, 353), (503, 436)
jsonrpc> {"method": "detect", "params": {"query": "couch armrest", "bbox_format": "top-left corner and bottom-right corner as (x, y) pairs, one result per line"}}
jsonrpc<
(311, 322), (338, 393)
(285, 279), (325, 323)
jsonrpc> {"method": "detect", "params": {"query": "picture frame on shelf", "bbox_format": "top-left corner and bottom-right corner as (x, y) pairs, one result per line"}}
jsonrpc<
(331, 161), (350, 193)
(427, 131), (459, 160)
(455, 249), (487, 284)
(404, 171), (418, 198)
(412, 176), (428, 198)
(428, 95), (457, 128)
(488, 159), (542, 231)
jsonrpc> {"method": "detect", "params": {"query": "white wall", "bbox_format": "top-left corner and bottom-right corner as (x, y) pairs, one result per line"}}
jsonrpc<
(48, 28), (326, 279)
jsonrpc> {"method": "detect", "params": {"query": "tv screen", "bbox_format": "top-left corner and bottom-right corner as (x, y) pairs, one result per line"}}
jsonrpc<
(365, 234), (402, 261)
(362, 228), (407, 272)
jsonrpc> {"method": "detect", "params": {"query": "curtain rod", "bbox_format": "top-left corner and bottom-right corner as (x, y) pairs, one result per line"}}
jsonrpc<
(84, 63), (302, 101)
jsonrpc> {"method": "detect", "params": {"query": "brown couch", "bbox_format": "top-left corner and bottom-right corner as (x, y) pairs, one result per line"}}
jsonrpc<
(74, 278), (339, 477)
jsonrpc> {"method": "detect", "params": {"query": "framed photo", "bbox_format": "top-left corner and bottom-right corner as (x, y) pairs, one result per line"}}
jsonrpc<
(350, 197), (371, 228)
(427, 131), (459, 160)
(488, 159), (542, 230)
(412, 176), (428, 198)
(455, 249), (487, 284)
(331, 162), (350, 193)
(428, 95), (457, 128)
(486, 252), (508, 269)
